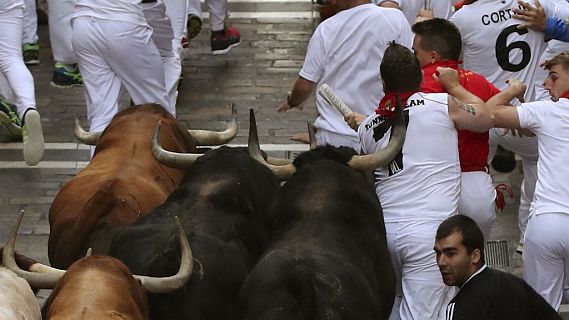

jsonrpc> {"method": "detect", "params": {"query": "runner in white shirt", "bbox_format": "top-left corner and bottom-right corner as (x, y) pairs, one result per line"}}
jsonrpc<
(346, 43), (493, 320)
(277, 0), (413, 150)
(487, 51), (569, 310)
(0, 0), (44, 166)
(450, 0), (569, 250)
(377, 0), (453, 25)
(71, 0), (171, 137)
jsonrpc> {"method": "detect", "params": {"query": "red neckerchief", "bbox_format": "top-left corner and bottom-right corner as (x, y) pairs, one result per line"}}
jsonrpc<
(560, 90), (569, 100)
(375, 91), (417, 117)
(421, 60), (463, 94)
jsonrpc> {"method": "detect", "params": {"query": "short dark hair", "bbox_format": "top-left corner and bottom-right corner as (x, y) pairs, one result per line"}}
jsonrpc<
(380, 42), (422, 92)
(412, 18), (462, 60)
(436, 215), (485, 264)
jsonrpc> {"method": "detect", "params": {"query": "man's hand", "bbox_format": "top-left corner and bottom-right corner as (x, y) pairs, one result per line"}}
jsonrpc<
(505, 78), (527, 103)
(513, 0), (546, 32)
(433, 66), (460, 91)
(290, 132), (310, 143)
(277, 99), (304, 112)
(344, 112), (366, 131)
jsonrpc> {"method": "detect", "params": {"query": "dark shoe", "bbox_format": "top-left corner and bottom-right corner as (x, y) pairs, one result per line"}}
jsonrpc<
(51, 63), (83, 88)
(187, 14), (202, 40)
(0, 99), (22, 141)
(23, 43), (40, 65)
(211, 27), (241, 55)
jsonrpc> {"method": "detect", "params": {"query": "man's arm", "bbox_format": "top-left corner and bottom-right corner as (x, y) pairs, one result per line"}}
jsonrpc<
(514, 0), (569, 42)
(545, 17), (569, 42)
(277, 76), (316, 112)
(486, 79), (527, 129)
(436, 67), (494, 132)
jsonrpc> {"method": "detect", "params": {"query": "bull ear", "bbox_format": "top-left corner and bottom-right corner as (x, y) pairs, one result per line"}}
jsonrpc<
(188, 103), (238, 146)
(247, 109), (296, 180)
(134, 216), (193, 293)
(347, 94), (406, 171)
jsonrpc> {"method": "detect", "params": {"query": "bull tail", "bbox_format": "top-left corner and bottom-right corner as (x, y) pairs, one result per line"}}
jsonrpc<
(49, 179), (118, 268)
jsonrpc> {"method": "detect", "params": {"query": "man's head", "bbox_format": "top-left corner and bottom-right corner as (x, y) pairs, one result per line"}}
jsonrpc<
(434, 215), (485, 287)
(411, 18), (462, 67)
(543, 51), (569, 101)
(380, 42), (422, 93)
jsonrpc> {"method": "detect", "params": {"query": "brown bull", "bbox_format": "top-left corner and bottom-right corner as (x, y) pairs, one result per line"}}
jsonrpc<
(4, 211), (193, 320)
(49, 104), (237, 268)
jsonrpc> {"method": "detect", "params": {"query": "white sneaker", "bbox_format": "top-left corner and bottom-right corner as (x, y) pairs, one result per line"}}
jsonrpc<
(22, 109), (44, 166)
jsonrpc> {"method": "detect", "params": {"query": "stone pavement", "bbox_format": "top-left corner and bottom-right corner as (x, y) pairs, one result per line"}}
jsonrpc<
(1, 0), (565, 316)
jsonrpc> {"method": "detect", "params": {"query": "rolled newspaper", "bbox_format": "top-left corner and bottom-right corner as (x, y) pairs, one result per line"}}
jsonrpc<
(318, 84), (353, 116)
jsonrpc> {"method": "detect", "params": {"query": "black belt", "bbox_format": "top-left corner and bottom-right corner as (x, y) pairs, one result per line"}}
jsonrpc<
(141, 0), (157, 3)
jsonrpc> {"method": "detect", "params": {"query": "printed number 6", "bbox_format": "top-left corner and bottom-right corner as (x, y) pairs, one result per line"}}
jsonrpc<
(495, 25), (531, 72)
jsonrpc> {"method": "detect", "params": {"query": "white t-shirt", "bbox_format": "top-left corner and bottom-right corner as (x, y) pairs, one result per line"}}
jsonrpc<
(517, 99), (569, 216)
(450, 0), (567, 102)
(377, 0), (453, 25)
(73, 0), (148, 25)
(358, 92), (460, 222)
(300, 4), (413, 143)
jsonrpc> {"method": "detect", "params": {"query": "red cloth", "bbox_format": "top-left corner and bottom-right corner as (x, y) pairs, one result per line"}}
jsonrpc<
(453, 0), (466, 11)
(375, 91), (417, 117)
(421, 60), (501, 172)
(560, 90), (569, 100)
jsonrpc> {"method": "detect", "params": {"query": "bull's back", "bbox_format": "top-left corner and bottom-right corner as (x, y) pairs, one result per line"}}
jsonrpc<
(48, 172), (174, 268)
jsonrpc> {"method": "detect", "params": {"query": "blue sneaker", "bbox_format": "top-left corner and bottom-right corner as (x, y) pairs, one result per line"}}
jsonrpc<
(51, 63), (82, 88)
(0, 99), (22, 141)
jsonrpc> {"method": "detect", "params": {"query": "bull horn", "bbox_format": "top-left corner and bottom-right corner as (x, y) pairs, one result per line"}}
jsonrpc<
(307, 121), (318, 150)
(3, 210), (66, 289)
(74, 117), (102, 146)
(134, 217), (193, 294)
(188, 103), (238, 146)
(348, 95), (407, 171)
(248, 109), (296, 180)
(152, 121), (203, 169)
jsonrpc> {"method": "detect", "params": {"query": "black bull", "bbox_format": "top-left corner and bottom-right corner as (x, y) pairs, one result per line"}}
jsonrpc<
(109, 146), (280, 320)
(239, 146), (396, 320)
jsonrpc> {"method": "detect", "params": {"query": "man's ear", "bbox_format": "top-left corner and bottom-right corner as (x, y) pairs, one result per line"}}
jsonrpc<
(430, 50), (441, 63)
(471, 248), (481, 265)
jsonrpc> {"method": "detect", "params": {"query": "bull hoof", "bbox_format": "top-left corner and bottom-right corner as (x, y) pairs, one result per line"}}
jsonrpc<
(491, 145), (517, 173)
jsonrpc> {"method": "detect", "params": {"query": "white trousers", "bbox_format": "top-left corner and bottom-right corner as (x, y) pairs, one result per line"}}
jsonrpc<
(71, 17), (171, 132)
(22, 0), (38, 44)
(48, 0), (77, 64)
(162, 0), (188, 43)
(458, 171), (496, 241)
(0, 4), (36, 118)
(489, 128), (538, 244)
(142, 0), (180, 111)
(316, 129), (360, 151)
(187, 0), (228, 31)
(523, 212), (569, 310)
(386, 220), (455, 320)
